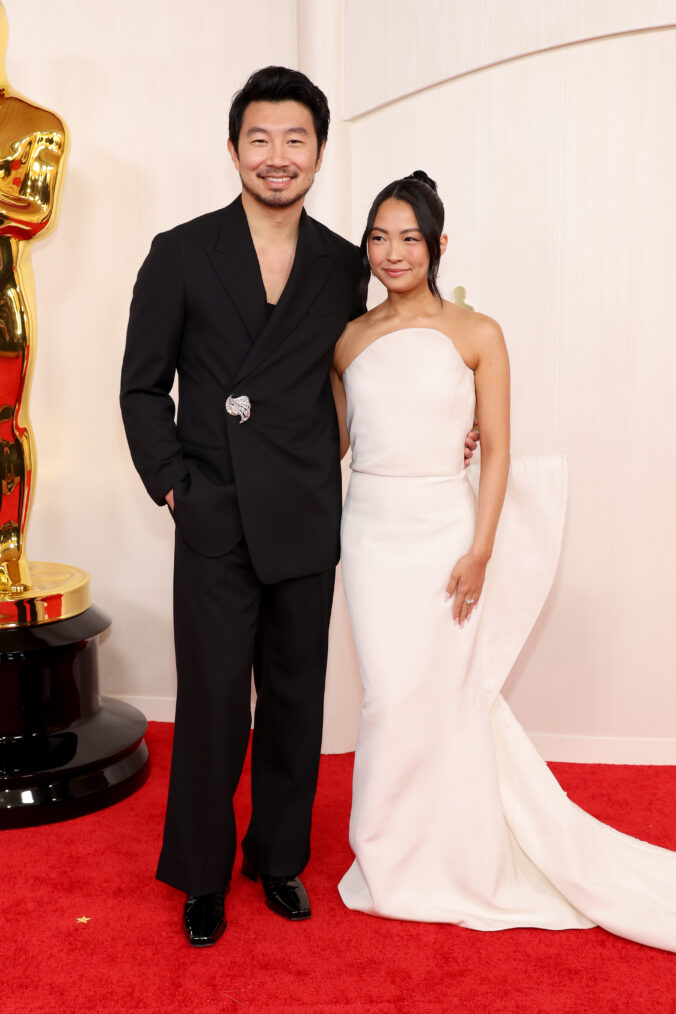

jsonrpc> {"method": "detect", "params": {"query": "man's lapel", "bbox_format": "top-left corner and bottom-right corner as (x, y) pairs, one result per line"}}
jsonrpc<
(233, 208), (334, 386)
(206, 197), (268, 343)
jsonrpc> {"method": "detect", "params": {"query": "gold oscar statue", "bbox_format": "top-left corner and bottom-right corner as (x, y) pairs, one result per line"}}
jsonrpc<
(0, 5), (148, 828)
(0, 3), (88, 626)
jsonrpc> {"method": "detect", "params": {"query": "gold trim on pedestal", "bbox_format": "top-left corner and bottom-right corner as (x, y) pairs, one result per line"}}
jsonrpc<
(0, 561), (90, 628)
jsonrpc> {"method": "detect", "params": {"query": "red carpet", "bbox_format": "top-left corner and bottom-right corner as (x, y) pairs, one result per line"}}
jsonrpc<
(1, 722), (675, 1014)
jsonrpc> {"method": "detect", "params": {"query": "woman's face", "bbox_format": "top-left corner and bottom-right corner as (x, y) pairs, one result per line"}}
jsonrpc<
(367, 197), (431, 295)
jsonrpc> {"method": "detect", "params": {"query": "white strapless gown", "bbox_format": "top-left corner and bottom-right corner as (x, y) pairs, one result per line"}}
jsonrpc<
(337, 328), (676, 951)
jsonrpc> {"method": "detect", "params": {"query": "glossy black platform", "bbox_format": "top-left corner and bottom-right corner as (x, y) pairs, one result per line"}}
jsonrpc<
(0, 605), (149, 828)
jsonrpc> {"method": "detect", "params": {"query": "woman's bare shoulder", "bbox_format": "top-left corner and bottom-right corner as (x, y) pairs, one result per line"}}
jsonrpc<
(435, 302), (505, 369)
(334, 306), (390, 374)
(439, 301), (501, 337)
(469, 310), (504, 342)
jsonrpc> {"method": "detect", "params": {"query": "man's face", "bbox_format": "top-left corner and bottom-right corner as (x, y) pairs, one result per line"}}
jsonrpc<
(228, 100), (324, 209)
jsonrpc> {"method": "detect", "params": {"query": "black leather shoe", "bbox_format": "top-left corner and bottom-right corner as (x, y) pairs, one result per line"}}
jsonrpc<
(241, 854), (311, 921)
(183, 888), (227, 947)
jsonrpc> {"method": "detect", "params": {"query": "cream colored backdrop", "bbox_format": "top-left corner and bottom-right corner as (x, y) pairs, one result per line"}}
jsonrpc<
(6, 0), (675, 762)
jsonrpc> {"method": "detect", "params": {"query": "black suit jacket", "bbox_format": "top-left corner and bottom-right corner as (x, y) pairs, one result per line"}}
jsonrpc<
(120, 196), (362, 583)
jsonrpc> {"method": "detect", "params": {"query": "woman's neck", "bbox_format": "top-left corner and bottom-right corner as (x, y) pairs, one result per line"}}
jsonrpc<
(383, 287), (442, 322)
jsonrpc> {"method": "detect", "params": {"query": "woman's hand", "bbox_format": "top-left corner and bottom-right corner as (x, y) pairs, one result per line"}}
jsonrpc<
(445, 552), (487, 624)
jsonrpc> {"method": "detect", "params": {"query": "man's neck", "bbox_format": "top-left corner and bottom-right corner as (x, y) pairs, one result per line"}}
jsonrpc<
(241, 189), (303, 248)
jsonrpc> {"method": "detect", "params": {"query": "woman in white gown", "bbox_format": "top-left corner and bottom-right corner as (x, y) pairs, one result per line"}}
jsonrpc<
(330, 171), (676, 951)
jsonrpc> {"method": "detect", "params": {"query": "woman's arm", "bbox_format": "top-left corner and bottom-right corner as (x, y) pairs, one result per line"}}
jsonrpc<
(446, 316), (510, 622)
(330, 366), (351, 459)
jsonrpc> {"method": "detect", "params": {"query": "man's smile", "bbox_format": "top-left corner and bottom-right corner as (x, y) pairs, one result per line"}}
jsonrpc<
(260, 173), (295, 187)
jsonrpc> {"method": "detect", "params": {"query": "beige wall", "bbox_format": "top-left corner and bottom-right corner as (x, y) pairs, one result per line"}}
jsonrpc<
(6, 0), (676, 761)
(342, 0), (676, 117)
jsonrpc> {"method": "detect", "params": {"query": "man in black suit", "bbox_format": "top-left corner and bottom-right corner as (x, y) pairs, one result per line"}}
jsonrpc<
(120, 67), (362, 946)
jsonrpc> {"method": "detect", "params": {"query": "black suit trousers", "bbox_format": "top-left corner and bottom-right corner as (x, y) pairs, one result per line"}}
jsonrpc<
(156, 533), (335, 896)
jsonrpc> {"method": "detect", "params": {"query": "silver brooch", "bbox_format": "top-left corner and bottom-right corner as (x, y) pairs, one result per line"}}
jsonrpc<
(225, 394), (251, 424)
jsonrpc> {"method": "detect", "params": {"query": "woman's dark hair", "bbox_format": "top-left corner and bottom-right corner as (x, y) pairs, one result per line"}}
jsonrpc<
(229, 66), (330, 156)
(358, 170), (445, 306)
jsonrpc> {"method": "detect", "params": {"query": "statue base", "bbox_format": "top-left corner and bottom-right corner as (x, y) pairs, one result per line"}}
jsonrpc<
(0, 604), (150, 828)
(0, 560), (91, 628)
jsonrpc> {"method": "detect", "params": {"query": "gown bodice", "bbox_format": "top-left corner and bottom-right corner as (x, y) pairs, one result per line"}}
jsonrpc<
(342, 328), (475, 477)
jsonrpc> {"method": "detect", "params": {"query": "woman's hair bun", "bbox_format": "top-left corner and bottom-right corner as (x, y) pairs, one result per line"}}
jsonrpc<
(406, 170), (438, 192)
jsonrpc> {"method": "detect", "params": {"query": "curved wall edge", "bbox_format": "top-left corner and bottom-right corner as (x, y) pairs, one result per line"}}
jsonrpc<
(343, 3), (676, 119)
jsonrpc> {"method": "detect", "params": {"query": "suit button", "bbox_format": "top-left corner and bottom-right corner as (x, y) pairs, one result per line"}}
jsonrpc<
(225, 394), (251, 424)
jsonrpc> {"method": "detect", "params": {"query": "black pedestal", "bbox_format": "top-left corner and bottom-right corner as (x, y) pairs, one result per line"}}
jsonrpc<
(0, 606), (149, 828)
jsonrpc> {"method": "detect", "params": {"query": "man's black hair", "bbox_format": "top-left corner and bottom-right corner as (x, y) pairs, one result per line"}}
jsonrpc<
(229, 66), (330, 155)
